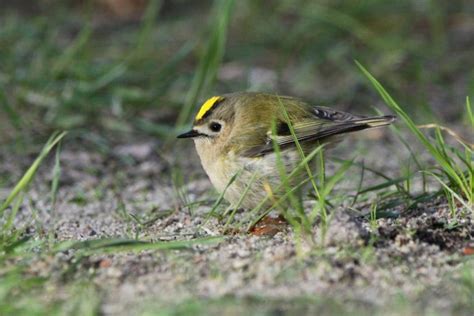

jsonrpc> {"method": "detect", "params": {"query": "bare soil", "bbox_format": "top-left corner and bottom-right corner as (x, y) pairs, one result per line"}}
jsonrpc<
(1, 132), (473, 315)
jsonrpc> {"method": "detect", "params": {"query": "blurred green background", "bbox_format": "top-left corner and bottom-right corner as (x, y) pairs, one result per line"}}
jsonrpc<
(1, 0), (473, 146)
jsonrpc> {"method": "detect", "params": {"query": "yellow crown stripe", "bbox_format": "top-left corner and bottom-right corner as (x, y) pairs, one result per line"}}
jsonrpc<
(195, 96), (223, 121)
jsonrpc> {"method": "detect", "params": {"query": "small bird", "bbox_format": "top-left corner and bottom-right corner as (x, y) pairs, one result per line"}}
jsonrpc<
(178, 92), (395, 209)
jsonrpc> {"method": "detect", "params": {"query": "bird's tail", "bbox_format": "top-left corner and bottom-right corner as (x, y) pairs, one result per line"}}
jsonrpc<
(353, 115), (397, 128)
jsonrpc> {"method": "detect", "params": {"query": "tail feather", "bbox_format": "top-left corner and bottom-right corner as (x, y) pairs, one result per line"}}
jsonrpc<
(303, 114), (396, 141)
(353, 115), (397, 128)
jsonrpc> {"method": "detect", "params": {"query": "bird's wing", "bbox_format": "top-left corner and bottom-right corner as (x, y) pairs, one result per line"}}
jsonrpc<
(241, 106), (395, 157)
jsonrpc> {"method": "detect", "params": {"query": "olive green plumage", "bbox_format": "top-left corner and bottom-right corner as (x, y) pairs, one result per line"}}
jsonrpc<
(178, 92), (395, 209)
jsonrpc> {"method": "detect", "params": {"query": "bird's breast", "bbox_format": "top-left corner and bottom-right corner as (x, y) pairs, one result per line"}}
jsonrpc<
(194, 140), (237, 194)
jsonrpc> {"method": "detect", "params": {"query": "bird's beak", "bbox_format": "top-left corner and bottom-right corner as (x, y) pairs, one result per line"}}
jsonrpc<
(177, 129), (201, 139)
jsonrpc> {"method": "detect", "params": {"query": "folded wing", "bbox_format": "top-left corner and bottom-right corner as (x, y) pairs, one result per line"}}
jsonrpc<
(242, 106), (395, 157)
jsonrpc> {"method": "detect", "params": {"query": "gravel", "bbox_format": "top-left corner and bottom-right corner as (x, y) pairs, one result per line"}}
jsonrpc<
(1, 132), (472, 315)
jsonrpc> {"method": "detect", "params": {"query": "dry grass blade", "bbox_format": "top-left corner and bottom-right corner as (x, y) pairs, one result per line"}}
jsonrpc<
(417, 124), (473, 149)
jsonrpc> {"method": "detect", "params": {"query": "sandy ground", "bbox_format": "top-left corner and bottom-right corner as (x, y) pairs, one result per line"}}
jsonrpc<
(1, 131), (473, 315)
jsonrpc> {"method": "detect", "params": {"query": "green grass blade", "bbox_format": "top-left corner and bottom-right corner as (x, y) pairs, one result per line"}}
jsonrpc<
(52, 24), (92, 75)
(358, 176), (413, 195)
(427, 172), (472, 211)
(50, 142), (62, 211)
(2, 192), (23, 233)
(244, 144), (325, 231)
(200, 169), (243, 230)
(0, 89), (22, 131)
(356, 61), (470, 202)
(131, 0), (163, 60)
(223, 172), (258, 230)
(466, 96), (473, 128)
(55, 236), (224, 254)
(322, 158), (353, 197)
(176, 0), (235, 127)
(0, 131), (67, 216)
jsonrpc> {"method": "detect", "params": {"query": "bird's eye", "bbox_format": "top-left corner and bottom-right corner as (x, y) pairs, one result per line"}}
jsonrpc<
(209, 122), (222, 132)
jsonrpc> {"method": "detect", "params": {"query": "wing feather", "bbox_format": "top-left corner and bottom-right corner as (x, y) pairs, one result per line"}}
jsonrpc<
(241, 106), (395, 157)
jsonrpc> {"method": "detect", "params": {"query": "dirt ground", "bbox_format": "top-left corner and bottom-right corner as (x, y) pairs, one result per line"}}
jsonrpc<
(1, 130), (472, 315)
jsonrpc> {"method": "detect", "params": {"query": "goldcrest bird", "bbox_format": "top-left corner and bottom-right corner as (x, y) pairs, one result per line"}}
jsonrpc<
(178, 92), (395, 210)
